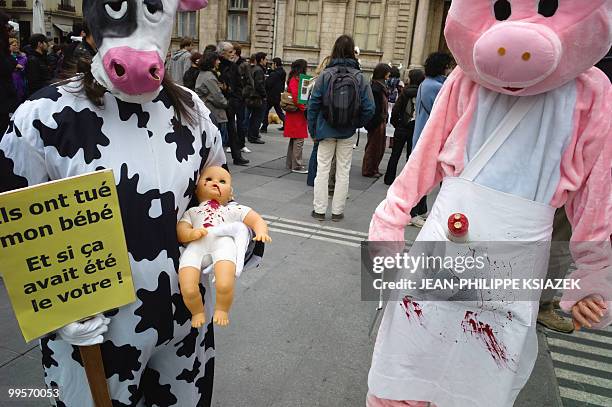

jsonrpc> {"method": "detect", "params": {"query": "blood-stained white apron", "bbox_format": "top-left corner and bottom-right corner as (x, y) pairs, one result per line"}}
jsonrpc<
(368, 98), (556, 407)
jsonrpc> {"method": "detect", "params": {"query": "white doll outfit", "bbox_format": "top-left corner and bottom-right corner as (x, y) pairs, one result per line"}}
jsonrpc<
(179, 200), (251, 272)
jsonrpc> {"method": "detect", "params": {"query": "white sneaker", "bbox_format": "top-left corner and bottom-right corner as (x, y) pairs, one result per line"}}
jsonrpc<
(225, 147), (231, 153)
(411, 215), (426, 228)
(241, 147), (252, 153)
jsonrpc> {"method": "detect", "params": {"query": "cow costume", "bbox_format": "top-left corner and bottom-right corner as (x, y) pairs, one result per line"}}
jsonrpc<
(0, 0), (253, 405)
(367, 1), (611, 407)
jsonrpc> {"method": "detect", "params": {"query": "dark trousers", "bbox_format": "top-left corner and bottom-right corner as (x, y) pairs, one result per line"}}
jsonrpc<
(247, 104), (265, 141)
(261, 100), (285, 130)
(384, 121), (414, 185)
(234, 101), (246, 149)
(411, 196), (428, 217)
(225, 103), (244, 161)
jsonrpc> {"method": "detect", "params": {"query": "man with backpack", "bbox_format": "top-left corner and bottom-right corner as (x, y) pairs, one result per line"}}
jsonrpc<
(308, 35), (375, 221)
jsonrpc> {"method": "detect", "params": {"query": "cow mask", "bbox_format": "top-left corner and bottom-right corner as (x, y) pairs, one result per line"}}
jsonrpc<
(84, 0), (209, 103)
(444, 0), (612, 96)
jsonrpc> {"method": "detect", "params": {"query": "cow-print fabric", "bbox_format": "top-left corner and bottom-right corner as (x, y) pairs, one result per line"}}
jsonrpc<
(0, 79), (226, 406)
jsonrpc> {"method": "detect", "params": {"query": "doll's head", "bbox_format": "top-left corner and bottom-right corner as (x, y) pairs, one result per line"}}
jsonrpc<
(83, 0), (208, 103)
(195, 166), (233, 205)
(444, 0), (612, 96)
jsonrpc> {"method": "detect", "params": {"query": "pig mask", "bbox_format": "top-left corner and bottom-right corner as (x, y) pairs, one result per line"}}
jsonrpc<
(444, 0), (612, 96)
(84, 0), (209, 103)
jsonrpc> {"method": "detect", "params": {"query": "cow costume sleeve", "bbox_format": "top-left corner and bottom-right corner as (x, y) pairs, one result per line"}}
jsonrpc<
(0, 114), (49, 191)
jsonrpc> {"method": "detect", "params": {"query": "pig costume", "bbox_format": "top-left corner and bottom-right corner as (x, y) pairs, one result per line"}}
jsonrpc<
(0, 0), (261, 405)
(367, 1), (611, 407)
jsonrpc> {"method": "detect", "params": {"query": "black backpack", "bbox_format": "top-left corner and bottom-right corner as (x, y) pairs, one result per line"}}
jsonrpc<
(322, 66), (361, 128)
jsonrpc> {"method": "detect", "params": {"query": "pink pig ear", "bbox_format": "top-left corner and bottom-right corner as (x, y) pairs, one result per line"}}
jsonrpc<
(178, 0), (209, 11)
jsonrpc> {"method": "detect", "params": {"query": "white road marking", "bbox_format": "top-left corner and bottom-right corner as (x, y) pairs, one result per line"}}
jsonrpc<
(559, 387), (611, 407)
(547, 336), (612, 358)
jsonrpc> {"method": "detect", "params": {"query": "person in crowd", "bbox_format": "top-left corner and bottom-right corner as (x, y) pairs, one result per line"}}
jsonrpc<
(246, 52), (267, 144)
(232, 43), (249, 152)
(386, 66), (402, 149)
(386, 66), (401, 112)
(203, 44), (217, 53)
(1, 11), (18, 135)
(410, 52), (452, 227)
(537, 208), (575, 333)
(362, 63), (392, 178)
(25, 33), (51, 96)
(239, 53), (256, 145)
(72, 22), (97, 71)
(217, 41), (249, 165)
(261, 57), (286, 133)
(183, 52), (202, 90)
(308, 35), (375, 221)
(307, 55), (330, 187)
(9, 37), (27, 105)
(167, 36), (193, 85)
(284, 59), (308, 173)
(384, 68), (425, 185)
(47, 44), (64, 79)
(195, 52), (230, 149)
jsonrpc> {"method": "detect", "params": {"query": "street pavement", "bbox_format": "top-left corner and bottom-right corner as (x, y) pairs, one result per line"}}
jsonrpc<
(1, 125), (610, 406)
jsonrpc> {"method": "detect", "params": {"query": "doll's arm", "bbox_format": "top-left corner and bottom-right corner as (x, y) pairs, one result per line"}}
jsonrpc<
(242, 210), (272, 243)
(369, 70), (465, 242)
(177, 220), (208, 244)
(556, 70), (612, 329)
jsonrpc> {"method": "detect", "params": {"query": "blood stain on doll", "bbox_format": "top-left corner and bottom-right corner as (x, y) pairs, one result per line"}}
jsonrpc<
(461, 311), (508, 367)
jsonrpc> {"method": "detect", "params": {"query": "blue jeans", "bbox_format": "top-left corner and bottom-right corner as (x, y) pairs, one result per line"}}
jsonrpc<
(307, 141), (318, 186)
(219, 123), (228, 147)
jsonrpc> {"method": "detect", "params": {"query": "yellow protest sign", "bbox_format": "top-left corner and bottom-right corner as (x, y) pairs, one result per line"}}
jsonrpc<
(0, 170), (135, 342)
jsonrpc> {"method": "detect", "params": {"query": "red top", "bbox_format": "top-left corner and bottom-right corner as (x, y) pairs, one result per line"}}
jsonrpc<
(283, 76), (308, 139)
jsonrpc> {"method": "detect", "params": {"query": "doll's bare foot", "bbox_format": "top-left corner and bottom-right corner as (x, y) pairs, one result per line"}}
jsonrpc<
(191, 312), (206, 328)
(213, 310), (230, 326)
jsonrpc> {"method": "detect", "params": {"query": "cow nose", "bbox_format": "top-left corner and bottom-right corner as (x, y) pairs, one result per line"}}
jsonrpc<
(473, 22), (562, 89)
(102, 47), (164, 95)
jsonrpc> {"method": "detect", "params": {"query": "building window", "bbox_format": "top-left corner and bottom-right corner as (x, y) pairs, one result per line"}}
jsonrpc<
(176, 11), (198, 39)
(58, 0), (75, 12)
(294, 0), (319, 47)
(354, 0), (381, 51)
(228, 0), (249, 42)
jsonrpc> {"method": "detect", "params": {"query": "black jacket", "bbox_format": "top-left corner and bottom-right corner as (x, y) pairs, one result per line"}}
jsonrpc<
(265, 66), (286, 104)
(252, 64), (267, 100)
(183, 67), (200, 90)
(0, 54), (18, 114)
(26, 50), (51, 96)
(390, 85), (418, 130)
(219, 57), (243, 104)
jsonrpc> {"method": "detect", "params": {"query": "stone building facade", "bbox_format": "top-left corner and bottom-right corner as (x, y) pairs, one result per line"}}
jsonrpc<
(2, 0), (83, 45)
(196, 0), (451, 75)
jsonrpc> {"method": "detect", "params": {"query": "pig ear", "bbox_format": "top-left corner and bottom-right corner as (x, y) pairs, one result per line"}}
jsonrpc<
(178, 0), (208, 11)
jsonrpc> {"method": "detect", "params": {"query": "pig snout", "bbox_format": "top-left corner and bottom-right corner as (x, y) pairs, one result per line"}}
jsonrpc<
(473, 22), (562, 90)
(102, 47), (164, 95)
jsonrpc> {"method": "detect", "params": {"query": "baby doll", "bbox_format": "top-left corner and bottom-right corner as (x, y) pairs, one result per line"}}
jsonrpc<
(177, 166), (271, 327)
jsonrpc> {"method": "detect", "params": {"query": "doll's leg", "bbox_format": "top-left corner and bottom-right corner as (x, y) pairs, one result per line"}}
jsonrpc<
(210, 236), (238, 326)
(179, 266), (207, 328)
(213, 261), (236, 326)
